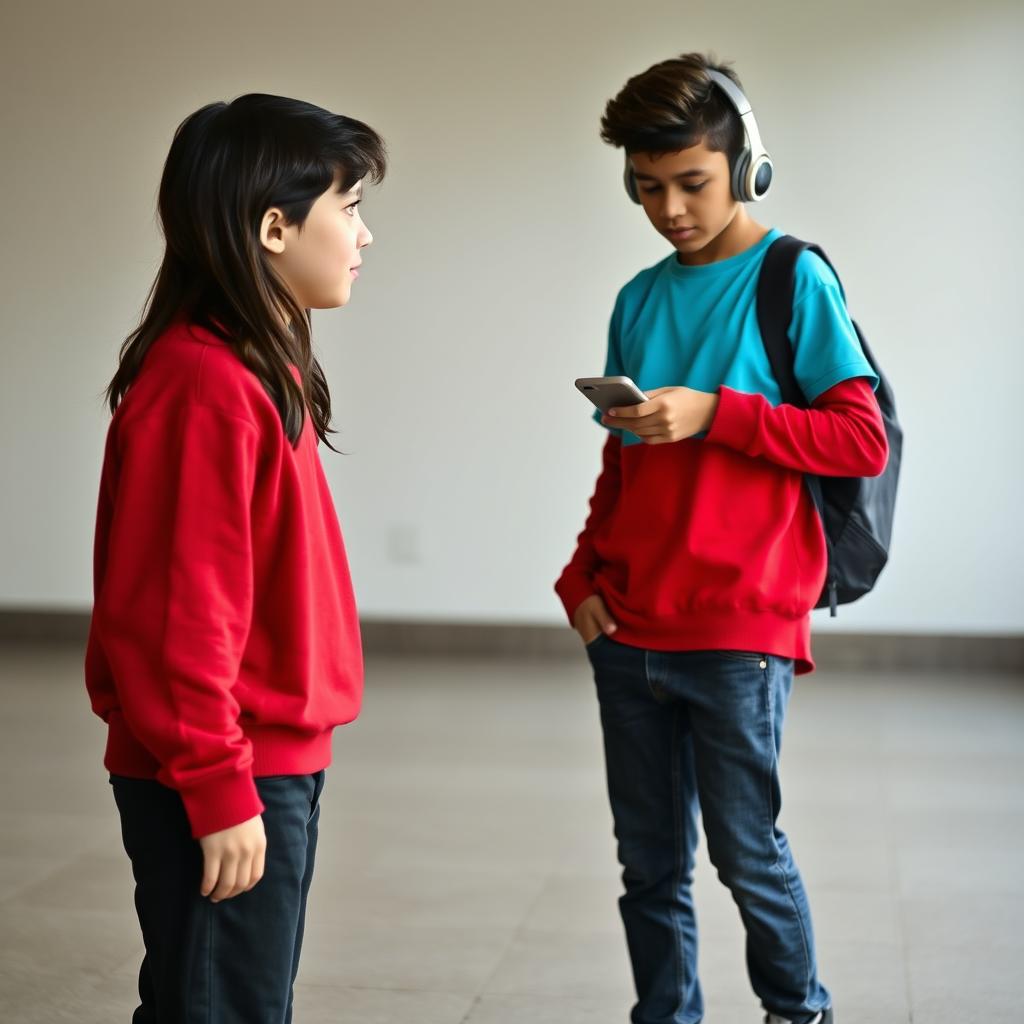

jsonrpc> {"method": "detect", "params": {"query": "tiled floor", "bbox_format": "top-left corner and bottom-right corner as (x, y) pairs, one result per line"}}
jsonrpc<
(1, 643), (1021, 1023)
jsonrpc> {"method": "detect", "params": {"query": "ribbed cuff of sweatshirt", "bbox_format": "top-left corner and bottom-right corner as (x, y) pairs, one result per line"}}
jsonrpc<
(705, 386), (760, 453)
(554, 572), (596, 627)
(178, 768), (265, 840)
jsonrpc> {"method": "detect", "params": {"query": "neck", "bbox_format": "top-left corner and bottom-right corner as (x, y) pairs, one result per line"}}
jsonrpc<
(677, 206), (769, 267)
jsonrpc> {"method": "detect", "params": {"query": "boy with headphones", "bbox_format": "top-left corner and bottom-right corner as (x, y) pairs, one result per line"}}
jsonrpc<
(556, 53), (890, 1024)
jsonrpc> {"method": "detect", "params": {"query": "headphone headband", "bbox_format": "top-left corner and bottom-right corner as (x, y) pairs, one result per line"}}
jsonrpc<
(623, 67), (774, 204)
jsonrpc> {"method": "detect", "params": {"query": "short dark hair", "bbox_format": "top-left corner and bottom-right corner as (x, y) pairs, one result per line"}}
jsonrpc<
(600, 52), (745, 166)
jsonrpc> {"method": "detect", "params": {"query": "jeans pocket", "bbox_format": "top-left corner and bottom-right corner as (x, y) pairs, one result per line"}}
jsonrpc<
(585, 632), (610, 651)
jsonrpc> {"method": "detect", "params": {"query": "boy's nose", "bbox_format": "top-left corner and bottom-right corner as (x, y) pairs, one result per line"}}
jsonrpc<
(663, 191), (688, 219)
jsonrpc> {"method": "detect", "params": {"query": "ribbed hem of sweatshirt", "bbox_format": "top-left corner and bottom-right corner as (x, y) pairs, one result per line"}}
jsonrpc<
(597, 598), (815, 675)
(103, 715), (334, 838)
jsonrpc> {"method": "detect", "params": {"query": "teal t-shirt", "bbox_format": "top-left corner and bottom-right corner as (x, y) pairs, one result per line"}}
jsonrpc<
(597, 227), (878, 445)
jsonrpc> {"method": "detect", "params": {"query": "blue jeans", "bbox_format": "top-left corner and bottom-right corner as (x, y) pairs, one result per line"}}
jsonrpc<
(110, 771), (325, 1024)
(586, 635), (831, 1024)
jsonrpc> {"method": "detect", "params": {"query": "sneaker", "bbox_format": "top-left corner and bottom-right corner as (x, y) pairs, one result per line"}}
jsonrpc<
(765, 1010), (833, 1024)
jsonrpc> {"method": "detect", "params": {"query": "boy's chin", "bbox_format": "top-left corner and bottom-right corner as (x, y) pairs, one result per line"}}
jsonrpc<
(671, 238), (699, 249)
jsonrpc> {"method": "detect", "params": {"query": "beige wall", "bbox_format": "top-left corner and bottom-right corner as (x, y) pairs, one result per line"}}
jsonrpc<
(1, 0), (1022, 633)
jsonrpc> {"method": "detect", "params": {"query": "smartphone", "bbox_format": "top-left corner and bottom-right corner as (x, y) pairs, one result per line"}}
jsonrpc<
(575, 376), (648, 414)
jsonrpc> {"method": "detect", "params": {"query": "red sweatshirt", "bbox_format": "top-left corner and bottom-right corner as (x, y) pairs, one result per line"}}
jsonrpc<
(84, 321), (363, 838)
(555, 378), (888, 674)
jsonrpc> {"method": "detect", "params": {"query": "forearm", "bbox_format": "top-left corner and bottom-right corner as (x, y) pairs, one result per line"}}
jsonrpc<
(97, 586), (262, 838)
(705, 377), (888, 477)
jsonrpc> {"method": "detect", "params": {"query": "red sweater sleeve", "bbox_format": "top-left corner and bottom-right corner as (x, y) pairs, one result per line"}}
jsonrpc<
(554, 434), (622, 623)
(705, 377), (889, 478)
(93, 401), (264, 838)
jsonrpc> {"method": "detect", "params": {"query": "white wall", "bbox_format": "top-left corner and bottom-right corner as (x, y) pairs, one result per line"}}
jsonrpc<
(2, 0), (1021, 634)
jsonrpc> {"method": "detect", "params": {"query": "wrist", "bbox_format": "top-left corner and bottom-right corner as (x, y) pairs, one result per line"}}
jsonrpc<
(702, 392), (721, 432)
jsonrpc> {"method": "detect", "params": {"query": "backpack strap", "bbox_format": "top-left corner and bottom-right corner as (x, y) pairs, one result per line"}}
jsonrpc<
(755, 233), (839, 608)
(756, 233), (845, 408)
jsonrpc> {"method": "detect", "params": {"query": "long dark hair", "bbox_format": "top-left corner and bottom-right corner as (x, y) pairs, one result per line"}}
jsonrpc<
(106, 94), (386, 449)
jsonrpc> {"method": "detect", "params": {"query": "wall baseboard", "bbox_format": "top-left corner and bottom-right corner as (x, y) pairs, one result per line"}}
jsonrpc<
(361, 620), (1024, 672)
(1, 609), (1022, 673)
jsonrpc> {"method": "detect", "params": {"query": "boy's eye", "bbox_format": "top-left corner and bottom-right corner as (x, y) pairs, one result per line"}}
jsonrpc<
(344, 200), (361, 216)
(639, 183), (707, 195)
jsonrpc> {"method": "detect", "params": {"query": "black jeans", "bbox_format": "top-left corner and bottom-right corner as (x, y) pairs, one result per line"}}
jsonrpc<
(110, 771), (325, 1024)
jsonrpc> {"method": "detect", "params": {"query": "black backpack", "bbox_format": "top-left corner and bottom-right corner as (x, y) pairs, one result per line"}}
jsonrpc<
(755, 234), (903, 616)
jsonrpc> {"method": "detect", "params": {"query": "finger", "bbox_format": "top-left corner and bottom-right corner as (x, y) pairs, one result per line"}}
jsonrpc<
(200, 853), (220, 898)
(594, 607), (618, 634)
(605, 398), (659, 419)
(615, 424), (668, 440)
(210, 856), (238, 903)
(247, 846), (266, 892)
(232, 853), (254, 899)
(604, 410), (667, 429)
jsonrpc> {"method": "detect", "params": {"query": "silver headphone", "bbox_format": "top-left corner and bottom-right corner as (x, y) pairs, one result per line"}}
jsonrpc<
(623, 69), (774, 204)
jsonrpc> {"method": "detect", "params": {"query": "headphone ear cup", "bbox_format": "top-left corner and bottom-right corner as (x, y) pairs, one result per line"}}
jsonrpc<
(749, 155), (774, 200)
(731, 149), (751, 203)
(623, 156), (641, 204)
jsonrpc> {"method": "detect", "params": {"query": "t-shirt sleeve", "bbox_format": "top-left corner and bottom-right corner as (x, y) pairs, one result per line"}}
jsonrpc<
(593, 291), (627, 437)
(788, 251), (879, 404)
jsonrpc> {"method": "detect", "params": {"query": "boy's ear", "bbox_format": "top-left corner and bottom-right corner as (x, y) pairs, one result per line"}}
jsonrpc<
(259, 208), (288, 255)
